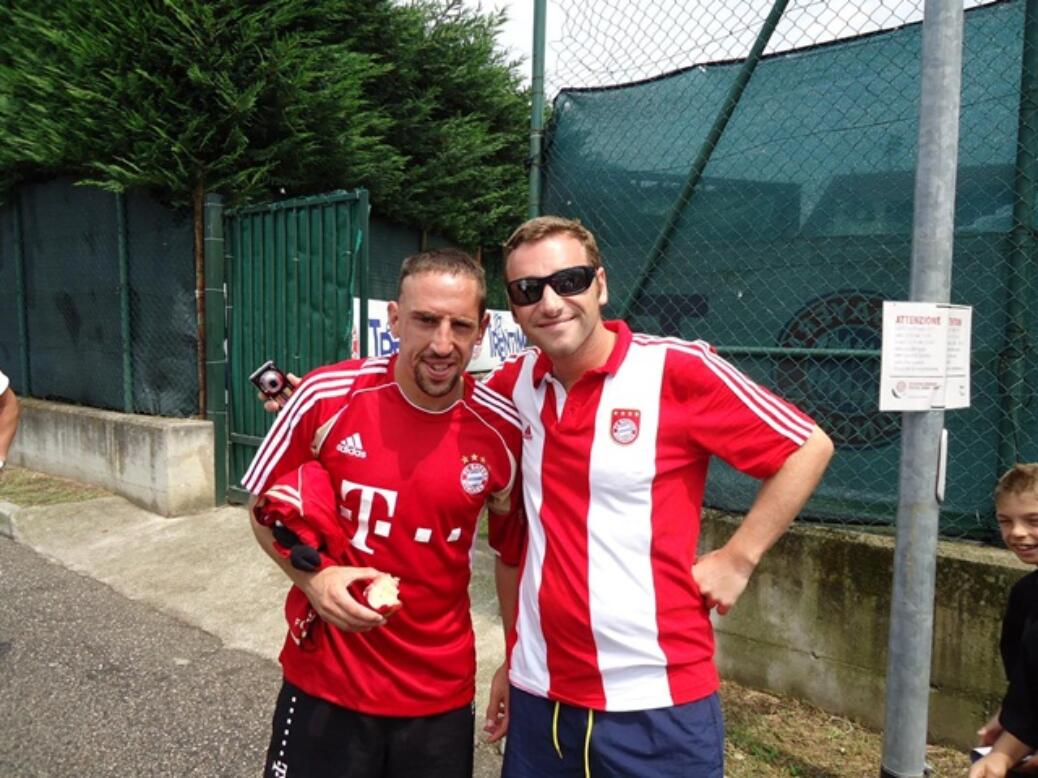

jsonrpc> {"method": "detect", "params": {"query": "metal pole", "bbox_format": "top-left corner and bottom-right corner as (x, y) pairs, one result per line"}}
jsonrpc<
(204, 194), (227, 504)
(357, 190), (370, 358)
(879, 3), (963, 777)
(115, 191), (133, 412)
(619, 0), (789, 319)
(12, 191), (30, 394)
(528, 0), (547, 218)
(997, 0), (1038, 475)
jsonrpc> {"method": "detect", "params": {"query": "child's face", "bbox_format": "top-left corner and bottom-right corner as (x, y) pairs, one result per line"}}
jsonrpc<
(996, 491), (1038, 565)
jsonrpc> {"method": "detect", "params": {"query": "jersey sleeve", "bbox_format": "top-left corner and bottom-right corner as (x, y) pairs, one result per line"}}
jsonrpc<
(487, 474), (527, 566)
(1001, 573), (1037, 673)
(999, 573), (1038, 749)
(0, 369), (8, 395)
(667, 343), (817, 480)
(253, 460), (347, 565)
(481, 353), (525, 398)
(241, 368), (335, 495)
(472, 376), (526, 565)
(1000, 618), (1038, 749)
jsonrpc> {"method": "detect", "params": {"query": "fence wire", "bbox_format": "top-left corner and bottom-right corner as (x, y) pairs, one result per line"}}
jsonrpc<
(540, 0), (1028, 538)
(0, 179), (198, 417)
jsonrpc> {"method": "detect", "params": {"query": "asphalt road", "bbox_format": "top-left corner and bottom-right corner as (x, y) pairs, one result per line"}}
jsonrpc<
(0, 536), (282, 777)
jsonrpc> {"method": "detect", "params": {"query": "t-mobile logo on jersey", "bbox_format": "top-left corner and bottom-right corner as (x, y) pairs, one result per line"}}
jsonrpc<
(270, 760), (288, 777)
(340, 478), (399, 554)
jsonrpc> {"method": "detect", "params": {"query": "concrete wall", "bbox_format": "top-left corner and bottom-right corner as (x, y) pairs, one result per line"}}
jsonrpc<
(9, 399), (214, 517)
(704, 512), (1030, 749)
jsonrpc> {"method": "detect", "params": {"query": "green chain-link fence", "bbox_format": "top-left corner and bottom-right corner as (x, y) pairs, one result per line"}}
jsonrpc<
(0, 180), (484, 428)
(0, 178), (198, 416)
(539, 0), (1030, 538)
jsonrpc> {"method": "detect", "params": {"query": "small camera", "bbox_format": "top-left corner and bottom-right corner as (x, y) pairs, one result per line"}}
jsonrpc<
(250, 360), (289, 400)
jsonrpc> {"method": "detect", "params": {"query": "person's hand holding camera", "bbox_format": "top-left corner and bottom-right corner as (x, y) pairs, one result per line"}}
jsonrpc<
(260, 372), (300, 411)
(250, 360), (300, 411)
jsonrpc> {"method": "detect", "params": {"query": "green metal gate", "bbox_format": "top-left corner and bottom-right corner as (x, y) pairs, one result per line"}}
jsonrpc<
(223, 190), (369, 502)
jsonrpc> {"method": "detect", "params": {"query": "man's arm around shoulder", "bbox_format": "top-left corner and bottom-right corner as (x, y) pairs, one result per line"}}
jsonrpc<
(693, 426), (834, 614)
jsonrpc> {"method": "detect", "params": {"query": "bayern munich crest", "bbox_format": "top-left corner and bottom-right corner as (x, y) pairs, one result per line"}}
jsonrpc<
(610, 409), (641, 445)
(460, 454), (490, 495)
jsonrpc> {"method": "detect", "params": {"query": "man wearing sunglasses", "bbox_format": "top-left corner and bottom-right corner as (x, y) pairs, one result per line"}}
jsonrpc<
(482, 216), (834, 777)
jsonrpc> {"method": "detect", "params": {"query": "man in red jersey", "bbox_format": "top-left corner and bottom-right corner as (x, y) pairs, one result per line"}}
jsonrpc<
(482, 216), (834, 777)
(243, 248), (524, 778)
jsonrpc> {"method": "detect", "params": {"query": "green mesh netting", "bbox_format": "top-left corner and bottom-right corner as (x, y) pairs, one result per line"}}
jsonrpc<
(542, 1), (1032, 537)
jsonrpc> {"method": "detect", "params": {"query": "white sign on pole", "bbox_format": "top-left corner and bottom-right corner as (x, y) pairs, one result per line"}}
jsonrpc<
(878, 301), (972, 412)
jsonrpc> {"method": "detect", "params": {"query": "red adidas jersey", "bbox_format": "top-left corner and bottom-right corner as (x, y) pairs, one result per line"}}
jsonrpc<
(484, 321), (816, 712)
(242, 355), (523, 716)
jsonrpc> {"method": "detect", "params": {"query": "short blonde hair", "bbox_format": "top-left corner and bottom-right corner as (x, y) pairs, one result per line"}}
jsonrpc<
(995, 463), (1038, 503)
(504, 216), (602, 272)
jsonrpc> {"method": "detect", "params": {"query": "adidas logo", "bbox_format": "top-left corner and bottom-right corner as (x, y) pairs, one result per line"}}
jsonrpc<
(337, 433), (367, 459)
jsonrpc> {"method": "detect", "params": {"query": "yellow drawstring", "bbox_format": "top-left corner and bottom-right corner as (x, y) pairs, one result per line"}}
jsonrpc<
(550, 700), (595, 778)
(583, 708), (594, 778)
(552, 701), (563, 758)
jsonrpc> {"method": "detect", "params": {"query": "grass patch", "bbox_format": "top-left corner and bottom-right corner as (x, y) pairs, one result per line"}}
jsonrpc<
(0, 465), (111, 507)
(722, 680), (967, 777)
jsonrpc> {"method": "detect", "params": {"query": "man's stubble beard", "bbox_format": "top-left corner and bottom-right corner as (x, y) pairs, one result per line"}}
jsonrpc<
(415, 365), (460, 399)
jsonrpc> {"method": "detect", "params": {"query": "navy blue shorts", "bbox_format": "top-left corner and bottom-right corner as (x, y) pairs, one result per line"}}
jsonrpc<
(502, 686), (724, 778)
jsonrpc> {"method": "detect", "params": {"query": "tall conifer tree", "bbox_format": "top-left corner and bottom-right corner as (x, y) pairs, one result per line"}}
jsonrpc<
(0, 0), (528, 247)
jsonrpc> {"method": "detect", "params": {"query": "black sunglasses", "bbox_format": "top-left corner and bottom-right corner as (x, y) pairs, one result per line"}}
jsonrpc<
(506, 266), (597, 307)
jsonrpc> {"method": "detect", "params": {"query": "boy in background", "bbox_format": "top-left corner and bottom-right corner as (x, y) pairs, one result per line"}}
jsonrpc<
(970, 464), (1038, 778)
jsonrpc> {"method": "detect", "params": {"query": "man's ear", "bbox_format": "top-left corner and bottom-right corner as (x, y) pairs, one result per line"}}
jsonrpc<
(596, 267), (608, 308)
(477, 312), (490, 343)
(388, 300), (400, 338)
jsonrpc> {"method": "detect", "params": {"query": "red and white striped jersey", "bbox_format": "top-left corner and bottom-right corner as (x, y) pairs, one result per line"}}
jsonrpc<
(484, 321), (815, 712)
(242, 355), (523, 717)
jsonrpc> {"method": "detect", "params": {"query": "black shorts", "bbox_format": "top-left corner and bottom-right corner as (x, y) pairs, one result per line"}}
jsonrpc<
(263, 681), (474, 778)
